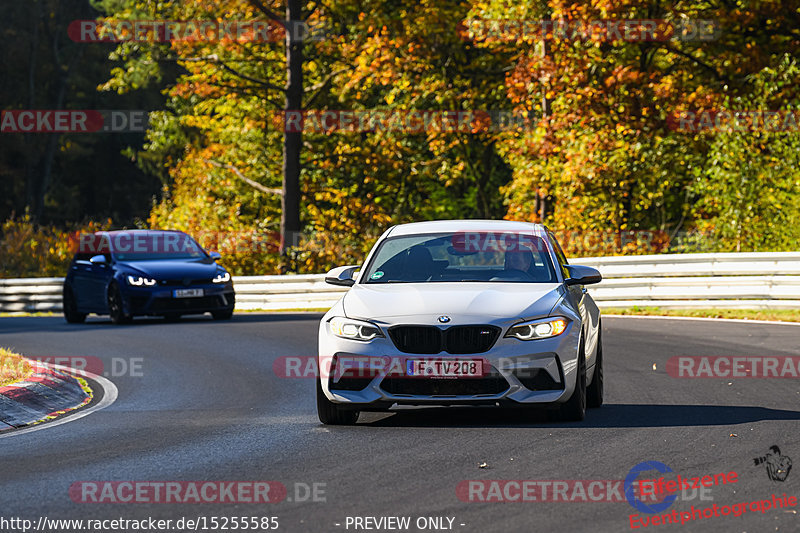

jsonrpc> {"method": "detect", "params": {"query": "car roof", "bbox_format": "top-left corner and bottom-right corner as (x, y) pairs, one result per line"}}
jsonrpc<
(386, 219), (547, 237)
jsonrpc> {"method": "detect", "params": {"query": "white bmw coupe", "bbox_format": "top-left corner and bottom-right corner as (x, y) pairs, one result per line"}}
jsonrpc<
(317, 220), (603, 425)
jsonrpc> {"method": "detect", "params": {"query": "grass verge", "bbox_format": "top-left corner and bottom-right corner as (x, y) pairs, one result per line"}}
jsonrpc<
(603, 306), (800, 323)
(0, 312), (58, 317)
(0, 347), (35, 386)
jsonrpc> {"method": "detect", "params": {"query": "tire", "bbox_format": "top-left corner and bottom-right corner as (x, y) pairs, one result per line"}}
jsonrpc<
(316, 379), (359, 425)
(107, 283), (132, 325)
(62, 285), (87, 324)
(211, 308), (234, 320)
(587, 326), (604, 409)
(559, 337), (587, 421)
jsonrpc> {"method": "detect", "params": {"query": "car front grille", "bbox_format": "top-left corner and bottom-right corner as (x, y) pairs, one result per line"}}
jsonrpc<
(388, 325), (501, 354)
(388, 326), (441, 354)
(380, 368), (509, 396)
(445, 325), (501, 354)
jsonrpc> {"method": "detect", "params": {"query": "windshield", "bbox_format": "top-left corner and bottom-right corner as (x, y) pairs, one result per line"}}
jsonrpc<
(362, 232), (557, 283)
(109, 233), (208, 262)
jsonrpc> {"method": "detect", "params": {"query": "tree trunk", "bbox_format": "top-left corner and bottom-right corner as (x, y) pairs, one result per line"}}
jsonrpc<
(24, 2), (40, 217)
(281, 0), (303, 255)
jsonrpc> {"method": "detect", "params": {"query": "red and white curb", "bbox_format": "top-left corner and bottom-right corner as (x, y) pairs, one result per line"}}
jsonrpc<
(1, 361), (96, 432)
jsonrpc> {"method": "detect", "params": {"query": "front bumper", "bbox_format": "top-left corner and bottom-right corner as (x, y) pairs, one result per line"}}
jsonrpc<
(318, 318), (581, 407)
(121, 283), (235, 316)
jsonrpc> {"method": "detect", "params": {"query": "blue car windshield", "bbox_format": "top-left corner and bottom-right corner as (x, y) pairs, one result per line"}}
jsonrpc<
(110, 233), (207, 261)
(362, 232), (557, 283)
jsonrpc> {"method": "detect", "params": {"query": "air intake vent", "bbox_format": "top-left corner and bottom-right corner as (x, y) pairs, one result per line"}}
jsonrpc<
(380, 367), (509, 396)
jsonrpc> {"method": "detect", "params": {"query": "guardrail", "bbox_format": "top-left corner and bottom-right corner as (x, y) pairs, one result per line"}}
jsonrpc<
(2, 252), (800, 313)
(575, 251), (800, 308)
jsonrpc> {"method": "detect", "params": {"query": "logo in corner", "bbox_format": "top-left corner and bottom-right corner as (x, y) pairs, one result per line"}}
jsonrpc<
(754, 445), (792, 482)
(624, 461), (677, 514)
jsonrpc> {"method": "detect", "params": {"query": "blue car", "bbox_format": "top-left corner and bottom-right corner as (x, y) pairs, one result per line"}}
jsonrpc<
(62, 230), (235, 324)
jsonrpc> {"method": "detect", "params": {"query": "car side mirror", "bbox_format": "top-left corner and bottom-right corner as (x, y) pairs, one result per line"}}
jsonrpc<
(89, 255), (107, 266)
(325, 265), (359, 287)
(565, 264), (602, 286)
(209, 251), (222, 260)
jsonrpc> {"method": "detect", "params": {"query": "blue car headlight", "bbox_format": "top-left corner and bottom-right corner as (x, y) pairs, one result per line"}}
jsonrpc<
(212, 271), (231, 284)
(127, 275), (156, 286)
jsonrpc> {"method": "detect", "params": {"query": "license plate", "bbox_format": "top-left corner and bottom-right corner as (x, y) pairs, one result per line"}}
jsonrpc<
(406, 359), (483, 378)
(173, 288), (203, 298)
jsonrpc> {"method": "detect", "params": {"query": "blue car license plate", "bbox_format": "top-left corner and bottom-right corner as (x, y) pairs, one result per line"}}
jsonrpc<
(173, 288), (203, 298)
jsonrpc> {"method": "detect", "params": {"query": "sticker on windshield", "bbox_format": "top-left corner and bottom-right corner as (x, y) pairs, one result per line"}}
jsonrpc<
(370, 271), (385, 280)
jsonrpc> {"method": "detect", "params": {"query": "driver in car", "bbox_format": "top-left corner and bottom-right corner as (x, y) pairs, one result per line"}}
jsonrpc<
(504, 247), (534, 272)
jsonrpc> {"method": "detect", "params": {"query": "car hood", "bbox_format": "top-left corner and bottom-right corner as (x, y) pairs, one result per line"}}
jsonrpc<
(116, 259), (219, 279)
(343, 282), (563, 324)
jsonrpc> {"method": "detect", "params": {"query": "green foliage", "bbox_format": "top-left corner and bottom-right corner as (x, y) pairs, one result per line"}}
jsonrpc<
(482, 0), (800, 254)
(0, 214), (113, 278)
(693, 57), (800, 251)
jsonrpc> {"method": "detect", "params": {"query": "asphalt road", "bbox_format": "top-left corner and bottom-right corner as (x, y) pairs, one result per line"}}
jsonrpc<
(1, 314), (799, 533)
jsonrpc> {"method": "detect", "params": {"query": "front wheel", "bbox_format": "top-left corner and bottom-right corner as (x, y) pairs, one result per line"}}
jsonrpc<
(587, 326), (604, 408)
(559, 340), (587, 421)
(316, 379), (359, 425)
(107, 283), (132, 325)
(62, 285), (87, 324)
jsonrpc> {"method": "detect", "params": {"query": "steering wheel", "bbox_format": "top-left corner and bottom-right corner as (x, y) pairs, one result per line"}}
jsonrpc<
(489, 269), (534, 281)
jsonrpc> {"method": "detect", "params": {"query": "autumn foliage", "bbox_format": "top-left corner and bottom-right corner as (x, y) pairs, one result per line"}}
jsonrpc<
(3, 1), (798, 277)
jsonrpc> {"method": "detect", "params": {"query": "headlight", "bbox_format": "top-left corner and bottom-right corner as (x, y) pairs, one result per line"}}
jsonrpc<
(212, 271), (231, 283)
(329, 316), (384, 341)
(126, 275), (156, 286)
(506, 317), (568, 340)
